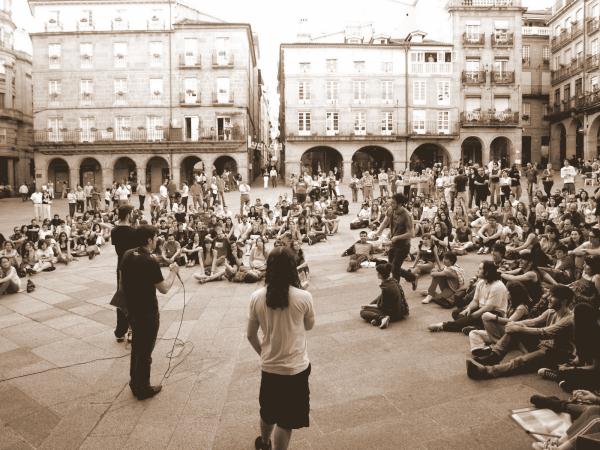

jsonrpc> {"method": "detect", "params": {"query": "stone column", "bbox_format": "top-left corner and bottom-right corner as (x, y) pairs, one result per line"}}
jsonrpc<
(285, 160), (300, 184)
(342, 159), (352, 183)
(69, 167), (79, 190)
(6, 158), (14, 187)
(171, 164), (181, 187)
(393, 160), (405, 174)
(136, 167), (146, 189)
(101, 167), (113, 190)
(566, 129), (577, 160)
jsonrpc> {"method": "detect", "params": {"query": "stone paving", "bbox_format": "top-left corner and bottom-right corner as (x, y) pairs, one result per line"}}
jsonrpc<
(0, 182), (565, 450)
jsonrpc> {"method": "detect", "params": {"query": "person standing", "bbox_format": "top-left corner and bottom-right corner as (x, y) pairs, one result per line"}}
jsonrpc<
(159, 180), (168, 210)
(190, 179), (202, 212)
(541, 163), (554, 198)
(454, 168), (468, 212)
(525, 162), (538, 201)
(270, 166), (278, 188)
(76, 185), (86, 213)
(561, 159), (577, 194)
(263, 169), (269, 190)
(362, 171), (373, 201)
(375, 193), (417, 286)
(216, 175), (226, 207)
(137, 183), (146, 211)
(30, 188), (43, 221)
(473, 167), (489, 207)
(378, 168), (388, 198)
(247, 247), (315, 450)
(180, 181), (189, 211)
(121, 225), (179, 400)
(84, 182), (93, 209)
(67, 188), (77, 217)
(167, 177), (177, 209)
(239, 179), (251, 214)
(111, 205), (138, 344)
(19, 182), (28, 202)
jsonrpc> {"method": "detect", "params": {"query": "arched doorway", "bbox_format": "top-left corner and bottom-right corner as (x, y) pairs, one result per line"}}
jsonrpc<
(490, 137), (513, 168)
(410, 144), (450, 171)
(180, 156), (202, 185)
(461, 137), (483, 166)
(113, 157), (137, 188)
(146, 156), (169, 193)
(48, 158), (69, 196)
(352, 146), (394, 177)
(300, 146), (343, 177)
(557, 123), (567, 163)
(214, 156), (237, 176)
(574, 119), (584, 164)
(79, 158), (102, 190)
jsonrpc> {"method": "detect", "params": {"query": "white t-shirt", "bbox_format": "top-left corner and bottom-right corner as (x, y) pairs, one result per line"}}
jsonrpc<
(159, 185), (168, 198)
(473, 279), (508, 314)
(2, 266), (20, 289)
(248, 286), (314, 375)
(561, 166), (576, 184)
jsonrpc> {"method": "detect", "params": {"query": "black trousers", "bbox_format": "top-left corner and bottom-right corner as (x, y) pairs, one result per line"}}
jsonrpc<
(139, 195), (145, 211)
(129, 312), (160, 391)
(388, 241), (415, 282)
(114, 271), (130, 338)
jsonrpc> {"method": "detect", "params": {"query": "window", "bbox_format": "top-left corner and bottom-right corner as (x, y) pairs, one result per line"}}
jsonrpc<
(465, 58), (480, 72)
(522, 45), (530, 64)
(217, 116), (232, 140)
(554, 89), (561, 106)
(592, 39), (599, 56)
(47, 10), (60, 27)
(382, 80), (393, 102)
(326, 59), (337, 73)
(149, 41), (163, 67)
(326, 112), (339, 135)
(437, 81), (450, 105)
(543, 46), (551, 62)
(494, 96), (510, 112)
(465, 97), (481, 113)
(0, 128), (6, 144)
(592, 4), (599, 18)
(184, 38), (198, 66)
(299, 62), (311, 73)
(381, 111), (393, 135)
(494, 20), (509, 41)
(114, 78), (127, 104)
(216, 77), (230, 103)
(298, 112), (311, 135)
(216, 37), (230, 65)
(353, 80), (366, 103)
(353, 60), (365, 72)
(0, 60), (4, 75)
(0, 93), (4, 109)
(353, 111), (366, 135)
(48, 117), (63, 142)
(80, 9), (92, 27)
(184, 77), (198, 103)
(523, 103), (531, 124)
(298, 81), (311, 103)
(80, 79), (93, 104)
(79, 116), (95, 142)
(113, 42), (128, 68)
(413, 80), (426, 105)
(382, 61), (392, 73)
(150, 78), (163, 103)
(48, 44), (61, 69)
(80, 43), (93, 68)
(412, 110), (426, 134)
(147, 116), (163, 141)
(465, 21), (480, 40)
(592, 75), (599, 91)
(564, 84), (571, 101)
(48, 80), (60, 102)
(494, 57), (509, 73)
(115, 116), (131, 140)
(575, 78), (583, 96)
(437, 111), (450, 134)
(326, 80), (338, 103)
(576, 42), (584, 59)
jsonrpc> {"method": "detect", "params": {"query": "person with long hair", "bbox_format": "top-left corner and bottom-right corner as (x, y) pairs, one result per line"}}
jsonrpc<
(360, 262), (409, 329)
(247, 246), (315, 450)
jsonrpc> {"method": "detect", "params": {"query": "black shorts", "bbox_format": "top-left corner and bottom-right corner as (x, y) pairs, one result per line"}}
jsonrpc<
(259, 364), (311, 430)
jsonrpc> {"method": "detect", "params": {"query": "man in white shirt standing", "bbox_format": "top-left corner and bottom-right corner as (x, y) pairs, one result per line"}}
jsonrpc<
(30, 188), (43, 221)
(560, 160), (577, 194)
(84, 182), (94, 209)
(247, 247), (315, 450)
(159, 181), (168, 210)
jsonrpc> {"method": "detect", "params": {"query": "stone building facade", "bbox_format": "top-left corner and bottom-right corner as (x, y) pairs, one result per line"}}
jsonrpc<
(28, 0), (268, 193)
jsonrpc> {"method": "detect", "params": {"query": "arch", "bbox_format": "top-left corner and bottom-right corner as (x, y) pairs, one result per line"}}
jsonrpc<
(574, 118), (584, 163)
(79, 157), (102, 190)
(556, 123), (567, 163)
(410, 143), (450, 171)
(351, 146), (394, 177)
(300, 146), (343, 177)
(214, 155), (238, 176)
(461, 137), (483, 166)
(180, 156), (203, 185)
(490, 137), (513, 167)
(48, 158), (69, 195)
(113, 157), (137, 187)
(146, 156), (169, 193)
(588, 115), (600, 159)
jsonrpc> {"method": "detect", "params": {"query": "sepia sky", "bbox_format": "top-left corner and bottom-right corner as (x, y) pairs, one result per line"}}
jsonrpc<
(12, 0), (553, 126)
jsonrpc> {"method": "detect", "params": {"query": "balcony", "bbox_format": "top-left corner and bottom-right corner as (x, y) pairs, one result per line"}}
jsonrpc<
(551, 56), (584, 85)
(588, 18), (600, 35)
(587, 54), (600, 70)
(411, 62), (453, 74)
(491, 71), (515, 84)
(179, 54), (201, 68)
(33, 127), (245, 145)
(111, 18), (129, 30)
(409, 121), (459, 137)
(552, 0), (575, 15)
(179, 92), (201, 105)
(462, 70), (486, 85)
(212, 92), (234, 105)
(44, 20), (62, 32)
(77, 19), (94, 31)
(460, 111), (520, 126)
(462, 33), (485, 47)
(449, 0), (520, 6)
(212, 53), (234, 68)
(491, 32), (514, 47)
(522, 26), (550, 37)
(586, 90), (600, 109)
(551, 22), (584, 52)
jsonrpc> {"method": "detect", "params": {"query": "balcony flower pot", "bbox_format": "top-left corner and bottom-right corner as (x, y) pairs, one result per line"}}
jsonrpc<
(50, 55), (59, 60)
(116, 54), (124, 59)
(152, 16), (159, 21)
(107, 127), (113, 132)
(137, 126), (145, 130)
(91, 127), (97, 131)
(117, 91), (124, 96)
(49, 19), (56, 24)
(522, 115), (530, 121)
(153, 53), (160, 58)
(122, 127), (131, 131)
(153, 90), (161, 96)
(46, 128), (52, 132)
(80, 18), (88, 23)
(114, 17), (122, 22)
(75, 128), (82, 132)
(60, 128), (67, 132)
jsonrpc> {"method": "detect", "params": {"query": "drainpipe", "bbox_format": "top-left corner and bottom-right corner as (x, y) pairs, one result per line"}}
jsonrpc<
(168, 0), (173, 179)
(404, 42), (409, 169)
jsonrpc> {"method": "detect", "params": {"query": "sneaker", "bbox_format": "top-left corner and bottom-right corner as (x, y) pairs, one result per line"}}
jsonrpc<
(26, 279), (35, 293)
(466, 359), (490, 380)
(559, 380), (574, 393)
(116, 335), (125, 343)
(537, 368), (559, 382)
(477, 247), (484, 254)
(461, 326), (476, 336)
(126, 330), (132, 343)
(475, 351), (503, 366)
(255, 436), (272, 450)
(471, 346), (493, 358)
(421, 295), (433, 304)
(530, 394), (564, 412)
(428, 322), (444, 332)
(136, 385), (162, 400)
(379, 316), (390, 329)
(370, 319), (379, 326)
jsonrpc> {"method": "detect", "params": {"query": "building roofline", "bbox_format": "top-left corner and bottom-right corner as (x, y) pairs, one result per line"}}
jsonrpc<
(280, 41), (452, 49)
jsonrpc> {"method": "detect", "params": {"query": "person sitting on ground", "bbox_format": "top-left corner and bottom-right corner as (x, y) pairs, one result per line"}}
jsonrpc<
(450, 218), (474, 255)
(360, 262), (409, 329)
(0, 256), (22, 295)
(539, 244), (575, 285)
(466, 284), (574, 380)
(346, 231), (374, 272)
(468, 280), (530, 357)
(350, 203), (371, 230)
(410, 233), (441, 291)
(32, 239), (56, 273)
(428, 260), (508, 333)
(421, 251), (465, 306)
(475, 214), (503, 254)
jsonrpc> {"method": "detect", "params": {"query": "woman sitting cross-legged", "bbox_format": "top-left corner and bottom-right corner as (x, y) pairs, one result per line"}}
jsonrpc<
(420, 251), (465, 306)
(360, 263), (409, 329)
